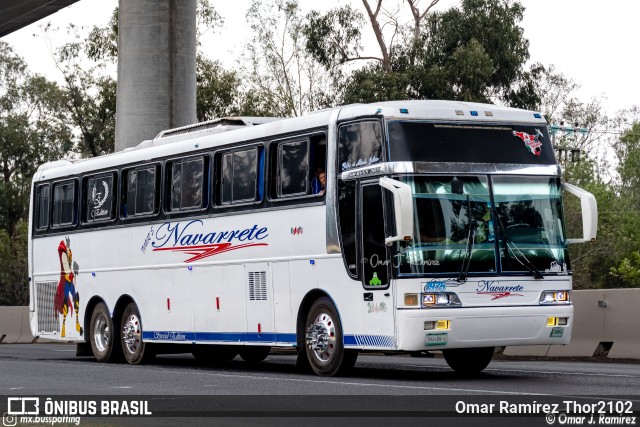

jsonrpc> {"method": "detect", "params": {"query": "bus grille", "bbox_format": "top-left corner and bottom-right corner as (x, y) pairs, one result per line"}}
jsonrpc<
(36, 281), (59, 333)
(248, 271), (267, 301)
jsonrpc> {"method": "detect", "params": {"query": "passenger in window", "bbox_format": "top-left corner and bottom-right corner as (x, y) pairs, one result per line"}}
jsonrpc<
(312, 168), (326, 196)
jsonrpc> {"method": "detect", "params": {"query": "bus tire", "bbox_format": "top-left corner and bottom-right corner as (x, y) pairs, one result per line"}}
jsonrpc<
(90, 302), (120, 363)
(304, 297), (356, 376)
(239, 346), (271, 363)
(120, 302), (154, 365)
(443, 347), (494, 374)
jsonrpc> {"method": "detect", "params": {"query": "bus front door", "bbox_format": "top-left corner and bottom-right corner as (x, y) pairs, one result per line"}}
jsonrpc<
(358, 182), (396, 349)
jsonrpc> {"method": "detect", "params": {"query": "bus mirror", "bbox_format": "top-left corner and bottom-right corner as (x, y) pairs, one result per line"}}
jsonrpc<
(379, 177), (414, 246)
(562, 182), (598, 244)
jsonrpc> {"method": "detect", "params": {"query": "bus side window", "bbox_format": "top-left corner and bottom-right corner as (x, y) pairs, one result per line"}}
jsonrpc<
(51, 180), (77, 228)
(122, 166), (158, 217)
(338, 180), (357, 277)
(217, 146), (262, 206)
(278, 140), (309, 197)
(338, 121), (383, 173)
(84, 174), (116, 223)
(35, 184), (50, 231)
(270, 133), (326, 200)
(167, 156), (206, 212)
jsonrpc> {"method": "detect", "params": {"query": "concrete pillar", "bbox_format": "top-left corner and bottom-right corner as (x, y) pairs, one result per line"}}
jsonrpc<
(115, 0), (196, 151)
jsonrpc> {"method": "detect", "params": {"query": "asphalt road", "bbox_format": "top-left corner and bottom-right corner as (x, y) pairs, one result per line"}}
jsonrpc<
(1, 344), (639, 426)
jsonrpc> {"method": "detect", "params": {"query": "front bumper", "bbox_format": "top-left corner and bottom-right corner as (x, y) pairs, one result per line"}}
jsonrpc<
(396, 304), (573, 351)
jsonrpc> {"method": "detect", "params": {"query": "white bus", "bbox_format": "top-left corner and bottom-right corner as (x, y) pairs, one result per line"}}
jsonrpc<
(28, 100), (597, 376)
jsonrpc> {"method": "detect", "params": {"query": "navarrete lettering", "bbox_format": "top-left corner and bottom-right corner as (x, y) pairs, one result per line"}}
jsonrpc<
(149, 220), (269, 263)
(476, 282), (524, 293)
(476, 280), (524, 300)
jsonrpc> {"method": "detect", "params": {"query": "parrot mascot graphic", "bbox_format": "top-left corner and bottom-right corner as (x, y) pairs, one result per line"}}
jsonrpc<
(54, 237), (83, 337)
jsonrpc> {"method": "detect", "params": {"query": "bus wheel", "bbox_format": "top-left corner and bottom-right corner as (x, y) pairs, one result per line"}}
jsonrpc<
(90, 302), (120, 362)
(443, 347), (494, 374)
(192, 345), (238, 363)
(121, 302), (154, 364)
(239, 346), (271, 363)
(304, 297), (356, 376)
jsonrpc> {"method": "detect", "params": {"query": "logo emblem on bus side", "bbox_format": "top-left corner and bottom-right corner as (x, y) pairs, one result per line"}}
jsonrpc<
(90, 180), (110, 219)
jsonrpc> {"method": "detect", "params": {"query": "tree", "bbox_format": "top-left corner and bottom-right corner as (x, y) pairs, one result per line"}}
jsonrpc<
(242, 0), (335, 117)
(46, 23), (117, 157)
(0, 41), (73, 304)
(304, 0), (538, 107)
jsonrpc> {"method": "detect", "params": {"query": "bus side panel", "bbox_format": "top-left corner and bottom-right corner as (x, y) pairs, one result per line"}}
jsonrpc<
(272, 261), (293, 345)
(191, 264), (246, 345)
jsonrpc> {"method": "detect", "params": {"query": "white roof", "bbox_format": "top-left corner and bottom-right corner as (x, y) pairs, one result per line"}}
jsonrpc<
(34, 100), (546, 181)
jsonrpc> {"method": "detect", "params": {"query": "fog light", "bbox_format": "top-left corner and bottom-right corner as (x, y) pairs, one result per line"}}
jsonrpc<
(557, 317), (568, 326)
(423, 294), (436, 305)
(547, 317), (558, 326)
(436, 320), (450, 330)
(405, 294), (419, 306)
(424, 321), (436, 330)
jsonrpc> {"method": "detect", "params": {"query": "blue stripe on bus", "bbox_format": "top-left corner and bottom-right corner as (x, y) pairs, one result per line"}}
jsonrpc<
(143, 331), (296, 344)
(142, 332), (394, 348)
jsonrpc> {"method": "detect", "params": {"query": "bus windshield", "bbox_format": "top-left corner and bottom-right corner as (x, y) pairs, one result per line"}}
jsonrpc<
(395, 175), (569, 277)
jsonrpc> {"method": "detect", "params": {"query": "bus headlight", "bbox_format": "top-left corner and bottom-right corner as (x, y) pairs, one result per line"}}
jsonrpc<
(539, 290), (572, 305)
(422, 292), (461, 308)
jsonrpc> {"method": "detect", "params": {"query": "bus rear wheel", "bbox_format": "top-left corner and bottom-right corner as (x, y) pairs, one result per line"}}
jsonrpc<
(239, 346), (271, 363)
(443, 347), (494, 374)
(120, 302), (154, 364)
(304, 297), (357, 376)
(90, 302), (121, 362)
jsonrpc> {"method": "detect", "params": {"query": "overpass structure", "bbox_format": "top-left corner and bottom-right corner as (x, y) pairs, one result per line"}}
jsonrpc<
(0, 0), (196, 152)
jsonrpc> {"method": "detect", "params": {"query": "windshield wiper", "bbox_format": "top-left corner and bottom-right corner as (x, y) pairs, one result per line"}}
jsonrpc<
(492, 207), (544, 280)
(457, 195), (476, 282)
(457, 227), (475, 282)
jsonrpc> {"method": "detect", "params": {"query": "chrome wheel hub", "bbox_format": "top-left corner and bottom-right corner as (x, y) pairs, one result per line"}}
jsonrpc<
(306, 312), (336, 362)
(122, 313), (142, 355)
(93, 315), (109, 353)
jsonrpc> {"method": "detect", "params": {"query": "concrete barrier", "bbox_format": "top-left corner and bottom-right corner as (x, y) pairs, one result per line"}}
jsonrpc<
(2, 289), (640, 359)
(601, 289), (640, 359)
(546, 290), (605, 357)
(0, 306), (29, 343)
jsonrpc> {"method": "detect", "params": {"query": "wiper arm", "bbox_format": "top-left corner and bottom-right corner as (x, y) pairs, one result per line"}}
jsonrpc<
(457, 195), (476, 282)
(492, 207), (544, 280)
(457, 227), (475, 282)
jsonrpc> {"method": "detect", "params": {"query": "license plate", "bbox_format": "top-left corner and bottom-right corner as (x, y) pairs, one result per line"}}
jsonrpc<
(426, 332), (448, 346)
(550, 327), (564, 338)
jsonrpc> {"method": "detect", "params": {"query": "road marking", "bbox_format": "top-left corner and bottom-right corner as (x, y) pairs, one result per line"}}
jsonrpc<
(398, 363), (640, 379)
(111, 386), (133, 389)
(9, 387), (25, 390)
(485, 367), (640, 379)
(189, 371), (550, 395)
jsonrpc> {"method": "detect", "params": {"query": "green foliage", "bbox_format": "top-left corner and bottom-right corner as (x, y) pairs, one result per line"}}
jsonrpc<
(303, 5), (364, 72)
(0, 42), (74, 304)
(196, 55), (249, 120)
(0, 221), (28, 305)
(306, 0), (538, 107)
(611, 252), (640, 287)
(241, 0), (334, 117)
